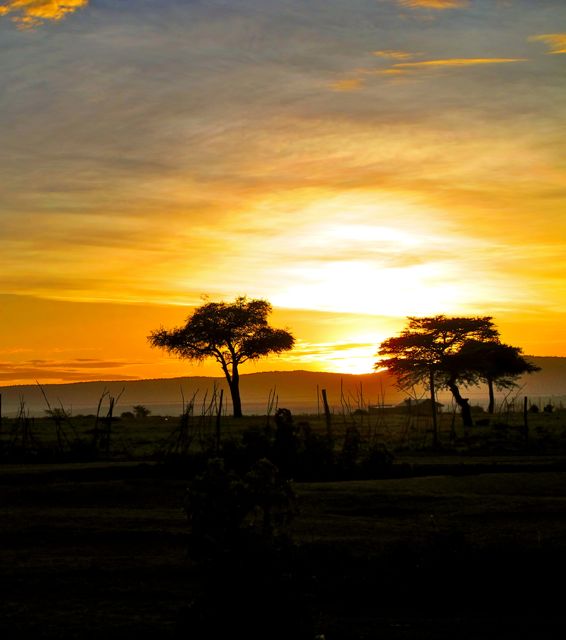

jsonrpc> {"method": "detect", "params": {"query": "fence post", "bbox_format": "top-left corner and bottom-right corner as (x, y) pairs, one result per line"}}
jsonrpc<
(216, 389), (223, 456)
(321, 388), (332, 435)
(523, 396), (529, 443)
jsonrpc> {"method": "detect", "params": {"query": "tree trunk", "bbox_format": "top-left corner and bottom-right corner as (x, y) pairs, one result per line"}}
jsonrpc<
(447, 379), (473, 428)
(487, 378), (495, 414)
(429, 368), (438, 448)
(229, 369), (243, 418)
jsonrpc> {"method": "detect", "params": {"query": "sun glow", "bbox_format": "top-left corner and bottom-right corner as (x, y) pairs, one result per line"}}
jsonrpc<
(273, 260), (464, 318)
(280, 331), (393, 375)
(260, 194), (480, 319)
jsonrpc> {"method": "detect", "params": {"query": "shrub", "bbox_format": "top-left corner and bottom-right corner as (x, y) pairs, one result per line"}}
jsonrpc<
(184, 457), (296, 556)
(133, 405), (151, 419)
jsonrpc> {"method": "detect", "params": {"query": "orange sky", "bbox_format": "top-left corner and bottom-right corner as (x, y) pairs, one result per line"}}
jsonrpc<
(1, 0), (565, 384)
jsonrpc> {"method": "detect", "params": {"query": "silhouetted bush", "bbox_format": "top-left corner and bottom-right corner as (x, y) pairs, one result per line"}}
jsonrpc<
(360, 442), (394, 477)
(241, 425), (272, 463)
(133, 404), (151, 419)
(179, 456), (315, 639)
(295, 422), (336, 481)
(339, 425), (362, 471)
(470, 404), (485, 414)
(217, 409), (393, 481)
(272, 408), (300, 471)
(184, 457), (296, 557)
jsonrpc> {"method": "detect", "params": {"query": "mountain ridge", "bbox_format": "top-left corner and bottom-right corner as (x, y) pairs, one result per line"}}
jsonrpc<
(0, 357), (564, 416)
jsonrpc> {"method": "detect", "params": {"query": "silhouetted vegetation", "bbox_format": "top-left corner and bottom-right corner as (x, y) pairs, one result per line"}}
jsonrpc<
(377, 316), (540, 435)
(148, 296), (294, 418)
(458, 339), (540, 413)
(214, 408), (394, 482)
(132, 404), (151, 419)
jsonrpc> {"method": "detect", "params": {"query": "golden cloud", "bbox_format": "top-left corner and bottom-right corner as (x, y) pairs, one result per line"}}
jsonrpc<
(397, 0), (468, 8)
(374, 68), (411, 76)
(332, 56), (528, 90)
(394, 57), (527, 69)
(373, 50), (416, 60)
(529, 34), (566, 55)
(328, 77), (365, 92)
(0, 0), (88, 28)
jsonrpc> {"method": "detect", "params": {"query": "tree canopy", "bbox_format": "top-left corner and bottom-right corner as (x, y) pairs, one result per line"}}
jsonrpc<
(457, 340), (540, 413)
(148, 296), (295, 418)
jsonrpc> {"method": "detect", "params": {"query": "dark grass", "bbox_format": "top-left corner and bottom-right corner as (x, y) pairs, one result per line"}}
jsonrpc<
(2, 407), (566, 462)
(2, 410), (566, 637)
(3, 459), (566, 638)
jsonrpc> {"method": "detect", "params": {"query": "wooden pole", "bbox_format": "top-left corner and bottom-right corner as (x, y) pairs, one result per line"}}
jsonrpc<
(523, 396), (529, 443)
(321, 388), (332, 435)
(429, 368), (438, 449)
(105, 397), (115, 454)
(216, 389), (223, 456)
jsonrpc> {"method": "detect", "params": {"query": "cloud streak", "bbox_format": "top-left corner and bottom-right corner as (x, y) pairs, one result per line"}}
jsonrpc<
(328, 77), (365, 92)
(373, 50), (417, 60)
(0, 0), (88, 28)
(330, 56), (528, 90)
(393, 57), (528, 69)
(529, 34), (566, 55)
(397, 0), (468, 9)
(0, 359), (141, 383)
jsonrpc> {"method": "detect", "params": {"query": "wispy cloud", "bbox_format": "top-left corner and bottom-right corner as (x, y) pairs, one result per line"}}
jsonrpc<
(0, 0), (88, 28)
(373, 50), (417, 60)
(0, 359), (141, 383)
(328, 77), (365, 92)
(330, 56), (527, 89)
(529, 34), (566, 55)
(394, 57), (528, 69)
(397, 0), (468, 9)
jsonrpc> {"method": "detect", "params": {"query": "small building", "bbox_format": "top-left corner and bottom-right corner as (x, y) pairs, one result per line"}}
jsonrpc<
(397, 398), (444, 413)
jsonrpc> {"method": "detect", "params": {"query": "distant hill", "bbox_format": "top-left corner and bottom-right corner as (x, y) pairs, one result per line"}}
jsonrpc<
(515, 357), (566, 396)
(0, 370), (402, 417)
(0, 356), (564, 417)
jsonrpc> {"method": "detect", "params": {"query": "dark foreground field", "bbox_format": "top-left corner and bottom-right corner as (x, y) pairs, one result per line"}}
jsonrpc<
(2, 455), (566, 639)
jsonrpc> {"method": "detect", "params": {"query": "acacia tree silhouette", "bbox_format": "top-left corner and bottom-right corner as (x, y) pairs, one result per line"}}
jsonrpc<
(148, 297), (294, 418)
(376, 316), (500, 434)
(458, 340), (540, 414)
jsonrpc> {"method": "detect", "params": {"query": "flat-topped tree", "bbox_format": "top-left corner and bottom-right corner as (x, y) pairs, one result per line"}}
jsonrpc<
(148, 297), (295, 418)
(376, 316), (499, 436)
(458, 340), (540, 414)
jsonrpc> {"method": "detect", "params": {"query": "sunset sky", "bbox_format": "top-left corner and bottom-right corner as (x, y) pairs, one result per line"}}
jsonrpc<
(1, 0), (565, 384)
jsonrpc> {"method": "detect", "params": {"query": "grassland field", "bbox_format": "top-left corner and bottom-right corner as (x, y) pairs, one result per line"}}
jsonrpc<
(2, 408), (566, 638)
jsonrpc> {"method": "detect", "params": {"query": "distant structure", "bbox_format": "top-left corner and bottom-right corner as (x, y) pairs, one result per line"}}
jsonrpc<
(368, 398), (443, 415)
